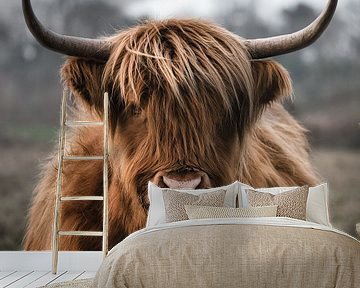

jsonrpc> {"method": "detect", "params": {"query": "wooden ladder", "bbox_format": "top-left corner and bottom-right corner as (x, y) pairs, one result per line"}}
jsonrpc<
(52, 90), (110, 274)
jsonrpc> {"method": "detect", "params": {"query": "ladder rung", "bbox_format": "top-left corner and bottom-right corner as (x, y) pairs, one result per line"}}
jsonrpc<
(66, 121), (103, 127)
(61, 196), (104, 201)
(59, 231), (103, 237)
(63, 156), (103, 160)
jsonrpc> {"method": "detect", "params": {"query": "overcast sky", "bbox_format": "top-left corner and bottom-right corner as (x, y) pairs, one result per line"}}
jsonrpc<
(126, 0), (344, 20)
(0, 0), (347, 23)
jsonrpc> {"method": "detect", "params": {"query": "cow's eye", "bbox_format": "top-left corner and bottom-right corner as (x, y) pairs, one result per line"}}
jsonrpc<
(134, 106), (142, 115)
(132, 105), (142, 116)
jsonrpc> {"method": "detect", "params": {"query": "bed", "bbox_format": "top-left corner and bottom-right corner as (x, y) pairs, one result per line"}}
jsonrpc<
(92, 182), (360, 287)
(93, 217), (360, 288)
(93, 181), (360, 288)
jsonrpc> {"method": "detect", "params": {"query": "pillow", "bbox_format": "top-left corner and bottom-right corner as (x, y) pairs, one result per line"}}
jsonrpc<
(146, 181), (239, 227)
(239, 183), (331, 226)
(162, 190), (226, 223)
(245, 186), (309, 220)
(184, 205), (278, 219)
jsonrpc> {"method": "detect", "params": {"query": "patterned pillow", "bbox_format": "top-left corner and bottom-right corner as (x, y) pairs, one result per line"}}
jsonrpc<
(162, 189), (226, 223)
(184, 205), (278, 219)
(246, 186), (309, 220)
(146, 181), (240, 228)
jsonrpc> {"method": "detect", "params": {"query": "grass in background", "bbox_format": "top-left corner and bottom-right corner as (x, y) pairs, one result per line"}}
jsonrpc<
(312, 149), (360, 237)
(1, 123), (57, 144)
(0, 124), (56, 250)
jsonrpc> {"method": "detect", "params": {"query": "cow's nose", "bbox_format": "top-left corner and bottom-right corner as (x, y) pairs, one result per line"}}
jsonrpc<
(162, 175), (202, 189)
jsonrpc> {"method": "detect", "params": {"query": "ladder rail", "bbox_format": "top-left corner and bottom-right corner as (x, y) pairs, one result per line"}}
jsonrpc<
(52, 90), (67, 274)
(102, 92), (109, 259)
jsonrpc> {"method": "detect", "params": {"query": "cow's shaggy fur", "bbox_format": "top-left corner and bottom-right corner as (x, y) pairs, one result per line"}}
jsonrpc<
(24, 19), (318, 250)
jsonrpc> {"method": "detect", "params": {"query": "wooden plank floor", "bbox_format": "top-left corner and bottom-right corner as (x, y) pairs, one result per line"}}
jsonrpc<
(0, 270), (95, 287)
(0, 252), (101, 288)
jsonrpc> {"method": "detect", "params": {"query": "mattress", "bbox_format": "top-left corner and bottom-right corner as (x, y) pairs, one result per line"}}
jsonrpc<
(93, 218), (360, 288)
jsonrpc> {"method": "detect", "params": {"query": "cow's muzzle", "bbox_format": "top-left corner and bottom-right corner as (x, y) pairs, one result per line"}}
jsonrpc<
(152, 168), (211, 189)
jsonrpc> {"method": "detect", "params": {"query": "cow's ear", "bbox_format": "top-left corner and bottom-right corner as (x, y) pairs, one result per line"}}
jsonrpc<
(61, 58), (105, 112)
(251, 60), (293, 106)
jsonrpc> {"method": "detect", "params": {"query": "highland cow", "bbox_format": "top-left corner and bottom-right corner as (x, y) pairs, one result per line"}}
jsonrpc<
(22, 0), (337, 250)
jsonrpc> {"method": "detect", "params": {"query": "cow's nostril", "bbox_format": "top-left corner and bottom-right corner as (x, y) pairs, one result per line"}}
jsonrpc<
(162, 176), (202, 190)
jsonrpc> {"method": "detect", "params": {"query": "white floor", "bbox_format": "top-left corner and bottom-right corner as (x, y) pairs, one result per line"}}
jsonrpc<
(0, 270), (95, 287)
(0, 251), (102, 288)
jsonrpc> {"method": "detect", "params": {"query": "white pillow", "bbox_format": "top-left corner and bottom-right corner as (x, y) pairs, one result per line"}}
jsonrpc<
(239, 183), (331, 227)
(146, 181), (239, 228)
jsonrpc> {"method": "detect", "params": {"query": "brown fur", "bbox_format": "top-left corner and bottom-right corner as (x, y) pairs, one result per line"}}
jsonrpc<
(24, 19), (318, 250)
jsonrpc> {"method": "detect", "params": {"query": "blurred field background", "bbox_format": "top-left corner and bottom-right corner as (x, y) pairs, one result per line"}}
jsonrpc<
(0, 0), (359, 250)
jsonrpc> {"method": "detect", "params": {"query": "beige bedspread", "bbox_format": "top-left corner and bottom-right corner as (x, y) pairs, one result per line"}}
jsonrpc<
(93, 218), (360, 288)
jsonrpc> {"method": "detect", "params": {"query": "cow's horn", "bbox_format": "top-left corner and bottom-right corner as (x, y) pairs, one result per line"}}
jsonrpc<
(245, 0), (338, 59)
(22, 0), (110, 61)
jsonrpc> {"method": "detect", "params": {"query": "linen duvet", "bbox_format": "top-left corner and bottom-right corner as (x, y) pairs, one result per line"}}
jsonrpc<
(93, 217), (360, 288)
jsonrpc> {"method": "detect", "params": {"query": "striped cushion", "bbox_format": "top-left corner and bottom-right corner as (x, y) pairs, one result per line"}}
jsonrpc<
(184, 205), (278, 219)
